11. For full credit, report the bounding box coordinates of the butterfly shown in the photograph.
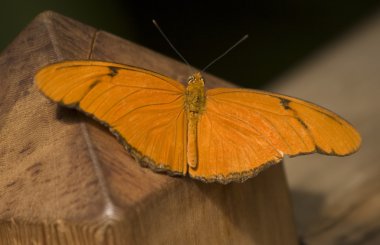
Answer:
[34,60,361,183]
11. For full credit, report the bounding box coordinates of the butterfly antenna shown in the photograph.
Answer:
[152,20,194,74]
[202,34,249,72]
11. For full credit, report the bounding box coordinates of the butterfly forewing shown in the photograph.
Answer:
[188,88,361,182]
[35,61,187,174]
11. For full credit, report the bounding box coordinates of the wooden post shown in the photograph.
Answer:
[0,11,298,244]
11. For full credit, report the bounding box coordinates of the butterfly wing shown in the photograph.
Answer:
[35,60,187,175]
[189,88,361,183]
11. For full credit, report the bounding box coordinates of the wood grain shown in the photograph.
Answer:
[0,11,297,244]
[270,10,380,245]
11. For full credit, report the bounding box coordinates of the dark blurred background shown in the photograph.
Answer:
[1,0,379,88]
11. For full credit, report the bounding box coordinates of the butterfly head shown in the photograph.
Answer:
[187,72,205,86]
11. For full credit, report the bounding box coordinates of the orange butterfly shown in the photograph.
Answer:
[35,60,361,183]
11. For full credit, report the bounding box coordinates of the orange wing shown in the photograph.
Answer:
[35,60,187,175]
[189,88,361,183]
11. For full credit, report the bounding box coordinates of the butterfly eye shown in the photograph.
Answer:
[188,76,195,83]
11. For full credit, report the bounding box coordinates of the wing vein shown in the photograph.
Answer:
[211,90,343,125]
[210,97,317,154]
[94,88,146,117]
[57,63,183,92]
[284,118,311,151]
[112,95,183,125]
[207,103,282,157]
[110,84,183,94]
[211,96,293,118]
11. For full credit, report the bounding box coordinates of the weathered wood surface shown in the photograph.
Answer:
[270,10,380,245]
[0,11,298,244]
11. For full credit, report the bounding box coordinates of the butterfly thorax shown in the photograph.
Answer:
[185,72,206,114]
